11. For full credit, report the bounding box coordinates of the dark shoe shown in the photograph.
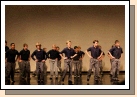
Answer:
[55,76,58,79]
[50,77,52,80]
[87,78,89,81]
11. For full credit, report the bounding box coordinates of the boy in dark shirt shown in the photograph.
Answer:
[60,40,75,82]
[56,46,63,76]
[47,44,59,79]
[86,40,103,81]
[108,40,123,81]
[77,46,85,77]
[5,43,19,83]
[71,46,81,78]
[18,43,30,84]
[31,42,47,83]
[97,45,105,75]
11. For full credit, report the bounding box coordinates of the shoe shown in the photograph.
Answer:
[50,77,52,80]
[87,78,89,81]
[37,80,40,83]
[55,76,58,79]
[74,76,76,78]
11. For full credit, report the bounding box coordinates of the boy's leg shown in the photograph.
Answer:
[61,59,69,81]
[57,60,62,75]
[94,59,100,81]
[111,59,117,80]
[73,61,77,77]
[79,60,82,76]
[39,62,44,82]
[49,60,54,79]
[87,58,94,81]
[36,62,40,83]
[55,60,58,78]
[68,60,73,81]
[5,62,11,84]
[77,61,80,77]
[11,63,16,82]
[26,61,30,84]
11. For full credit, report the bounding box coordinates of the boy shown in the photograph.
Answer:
[18,43,31,84]
[56,46,63,76]
[31,42,47,83]
[47,44,59,79]
[5,43,19,83]
[86,40,103,81]
[60,40,75,82]
[71,46,81,78]
[97,45,105,75]
[77,46,85,77]
[108,40,123,81]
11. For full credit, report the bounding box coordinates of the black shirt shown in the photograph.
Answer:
[87,46,102,59]
[79,51,85,58]
[19,49,30,61]
[57,51,61,61]
[73,52,81,61]
[47,49,60,60]
[60,47,75,59]
[5,46,9,53]
[109,46,123,59]
[31,49,47,62]
[6,49,19,63]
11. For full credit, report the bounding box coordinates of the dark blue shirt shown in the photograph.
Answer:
[31,49,47,62]
[5,46,9,53]
[19,49,30,61]
[47,49,60,59]
[60,47,75,59]
[87,46,102,59]
[73,52,81,60]
[6,49,19,63]
[57,51,61,61]
[109,46,123,59]
[79,51,85,57]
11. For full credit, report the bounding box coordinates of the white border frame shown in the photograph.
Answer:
[1,1,129,89]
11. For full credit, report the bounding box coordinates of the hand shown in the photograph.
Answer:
[64,57,67,60]
[35,59,38,62]
[19,60,22,62]
[42,60,45,62]
[79,58,82,60]
[97,57,100,60]
[70,56,73,59]
[90,56,93,59]
[111,57,115,59]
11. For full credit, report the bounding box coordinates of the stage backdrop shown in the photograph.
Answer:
[5,5,125,72]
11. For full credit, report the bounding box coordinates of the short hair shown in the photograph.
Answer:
[43,48,47,50]
[74,46,78,49]
[10,43,15,46]
[52,44,56,47]
[36,42,41,47]
[77,46,81,49]
[98,45,101,48]
[56,46,59,48]
[93,40,99,43]
[5,40,7,43]
[23,43,28,47]
[66,40,71,44]
[115,40,119,44]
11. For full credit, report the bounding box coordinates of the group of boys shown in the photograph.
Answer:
[5,39,123,85]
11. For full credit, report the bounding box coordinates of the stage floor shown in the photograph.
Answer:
[6,73,125,85]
